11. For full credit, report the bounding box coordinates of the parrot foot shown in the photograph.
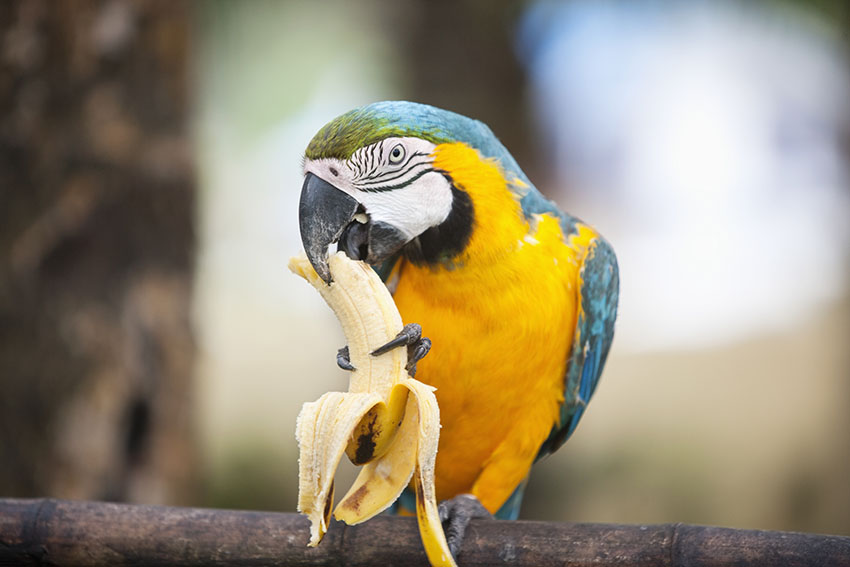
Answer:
[336,346,356,371]
[371,323,431,377]
[438,493,492,559]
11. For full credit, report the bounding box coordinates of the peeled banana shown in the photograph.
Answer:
[289,251,456,567]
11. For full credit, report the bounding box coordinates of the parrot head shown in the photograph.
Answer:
[298,101,530,283]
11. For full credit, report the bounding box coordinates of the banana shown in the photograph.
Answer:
[289,251,456,567]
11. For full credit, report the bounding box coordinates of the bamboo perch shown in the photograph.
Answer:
[0,499,848,566]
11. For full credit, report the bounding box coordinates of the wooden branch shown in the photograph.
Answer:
[0,499,848,566]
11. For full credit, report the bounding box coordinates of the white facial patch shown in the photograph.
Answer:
[303,137,454,242]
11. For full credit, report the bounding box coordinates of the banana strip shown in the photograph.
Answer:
[289,251,456,567]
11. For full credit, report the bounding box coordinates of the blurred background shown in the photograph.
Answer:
[2,0,849,536]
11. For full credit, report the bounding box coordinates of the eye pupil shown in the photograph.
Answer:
[389,144,404,163]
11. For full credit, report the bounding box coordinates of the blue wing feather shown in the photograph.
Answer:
[537,234,619,459]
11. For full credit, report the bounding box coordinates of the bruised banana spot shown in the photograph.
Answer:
[414,475,426,516]
[345,482,370,514]
[351,413,379,465]
[324,479,335,527]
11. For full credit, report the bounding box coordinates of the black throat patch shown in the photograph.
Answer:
[402,180,474,267]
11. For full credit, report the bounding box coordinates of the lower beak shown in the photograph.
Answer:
[299,173,359,283]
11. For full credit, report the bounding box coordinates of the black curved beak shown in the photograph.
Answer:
[299,172,359,284]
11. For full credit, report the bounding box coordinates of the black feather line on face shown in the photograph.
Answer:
[359,151,428,184]
[403,180,473,267]
[356,164,434,193]
[368,142,379,175]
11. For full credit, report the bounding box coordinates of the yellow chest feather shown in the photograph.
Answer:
[391,142,592,499]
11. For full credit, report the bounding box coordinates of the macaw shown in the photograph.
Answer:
[298,101,619,556]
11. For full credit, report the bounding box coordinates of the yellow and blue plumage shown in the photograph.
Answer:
[298,101,618,546]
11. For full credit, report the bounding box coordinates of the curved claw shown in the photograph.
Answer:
[406,336,431,378]
[337,346,356,371]
[438,494,492,560]
[372,323,422,355]
[372,323,430,377]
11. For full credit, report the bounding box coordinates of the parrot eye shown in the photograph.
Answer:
[388,144,405,165]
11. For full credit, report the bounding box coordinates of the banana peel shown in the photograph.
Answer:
[289,251,456,567]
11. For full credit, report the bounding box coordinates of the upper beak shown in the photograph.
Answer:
[299,172,360,284]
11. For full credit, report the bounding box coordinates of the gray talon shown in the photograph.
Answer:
[372,323,422,355]
[336,346,356,371]
[438,493,491,559]
[406,336,431,377]
[371,323,430,377]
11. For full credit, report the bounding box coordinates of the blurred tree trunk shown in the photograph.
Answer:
[397,0,539,183]
[0,0,196,504]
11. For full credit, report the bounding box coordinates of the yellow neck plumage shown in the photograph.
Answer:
[431,142,530,268]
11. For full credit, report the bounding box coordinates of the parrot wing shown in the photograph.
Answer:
[537,234,619,459]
